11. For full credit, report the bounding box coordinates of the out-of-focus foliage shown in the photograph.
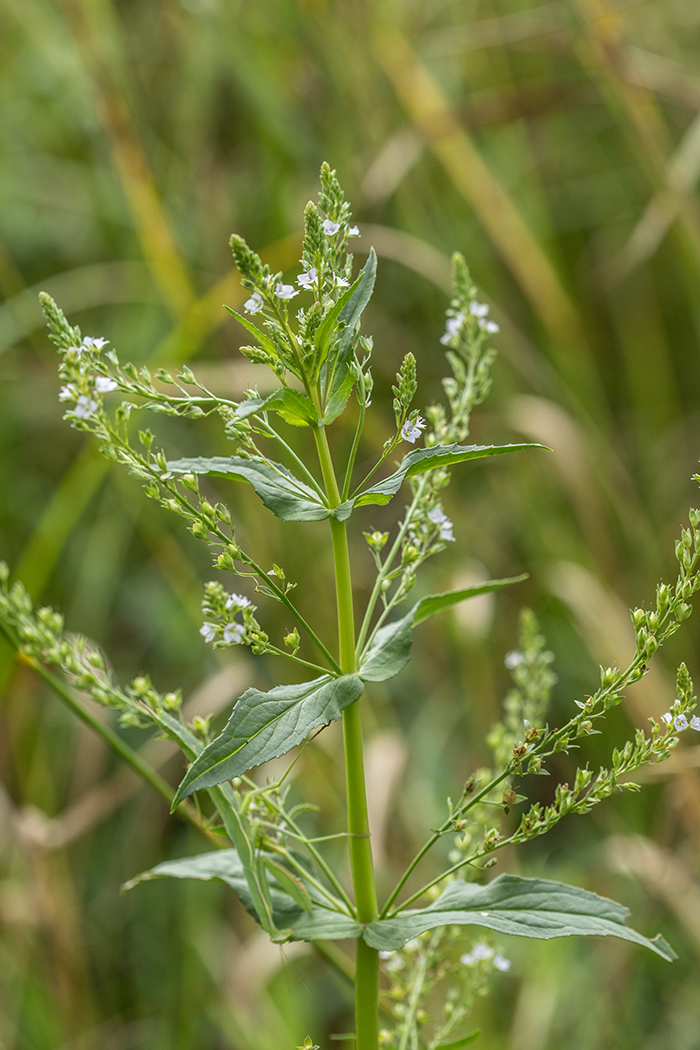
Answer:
[1,1,700,1047]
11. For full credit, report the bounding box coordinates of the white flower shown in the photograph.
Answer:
[439,521,456,542]
[82,336,109,351]
[470,300,489,318]
[223,622,246,644]
[243,292,263,314]
[505,651,524,669]
[67,345,84,357]
[225,593,251,610]
[493,953,511,972]
[200,623,217,643]
[95,375,118,393]
[690,715,700,731]
[661,712,673,725]
[348,225,360,237]
[401,416,426,443]
[404,938,422,952]
[427,507,447,525]
[481,319,500,333]
[275,282,298,301]
[384,955,404,972]
[73,395,98,419]
[59,384,77,402]
[674,714,689,731]
[460,942,495,966]
[297,268,317,288]
[323,219,340,235]
[334,274,350,288]
[440,314,464,345]
[378,950,394,960]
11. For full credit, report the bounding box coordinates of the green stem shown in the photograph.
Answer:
[0,623,210,837]
[313,425,379,1050]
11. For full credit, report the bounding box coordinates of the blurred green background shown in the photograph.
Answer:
[2,0,700,1047]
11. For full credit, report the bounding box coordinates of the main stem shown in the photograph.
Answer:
[314,426,380,1050]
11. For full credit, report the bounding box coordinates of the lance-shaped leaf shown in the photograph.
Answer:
[235,389,318,427]
[359,578,527,683]
[167,455,330,522]
[320,249,377,425]
[362,874,676,960]
[172,675,364,805]
[333,442,548,520]
[125,849,361,943]
[224,306,279,357]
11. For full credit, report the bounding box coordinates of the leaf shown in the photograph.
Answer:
[434,1033,480,1049]
[362,875,676,961]
[333,442,548,519]
[235,389,318,427]
[125,848,361,943]
[262,858,312,912]
[359,578,526,683]
[224,306,279,357]
[167,455,330,522]
[320,249,377,425]
[172,675,364,805]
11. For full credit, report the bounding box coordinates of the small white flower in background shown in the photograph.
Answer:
[404,938,422,952]
[428,507,448,525]
[334,274,350,288]
[440,314,464,345]
[73,395,98,419]
[481,319,500,334]
[95,375,118,393]
[275,283,298,301]
[460,942,495,966]
[200,623,217,643]
[401,416,426,443]
[505,651,524,669]
[223,622,246,644]
[82,336,109,351]
[493,953,511,972]
[690,714,700,730]
[378,950,394,960]
[348,225,360,237]
[661,712,673,725]
[243,291,263,314]
[384,955,404,973]
[225,593,251,610]
[297,268,317,288]
[469,300,489,318]
[59,384,77,402]
[323,219,340,235]
[674,713,689,731]
[439,521,456,542]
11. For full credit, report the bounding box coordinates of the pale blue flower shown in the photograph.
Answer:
[493,953,511,972]
[223,622,246,644]
[470,300,489,318]
[690,715,700,731]
[297,268,317,288]
[401,416,426,443]
[59,384,77,402]
[200,623,217,643]
[275,282,298,301]
[95,375,118,393]
[428,507,447,525]
[243,292,263,314]
[334,274,350,288]
[505,651,524,669]
[440,314,464,345]
[439,521,456,542]
[348,225,360,237]
[225,593,251,610]
[482,319,500,333]
[82,336,109,351]
[73,395,98,419]
[674,714,689,731]
[323,219,340,235]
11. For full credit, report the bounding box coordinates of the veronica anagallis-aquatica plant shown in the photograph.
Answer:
[2,164,700,1048]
